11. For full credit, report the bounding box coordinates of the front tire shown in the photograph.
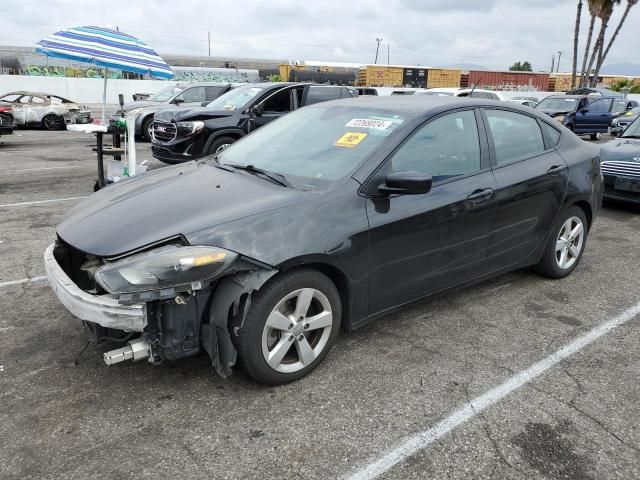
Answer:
[235,269,341,385]
[206,136,235,156]
[534,206,588,279]
[590,132,602,141]
[142,116,153,142]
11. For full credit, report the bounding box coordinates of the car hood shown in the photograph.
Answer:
[154,108,235,122]
[121,101,160,112]
[57,161,308,259]
[600,138,640,161]
[539,109,573,116]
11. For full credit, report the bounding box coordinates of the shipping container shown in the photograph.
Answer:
[426,68,462,88]
[467,70,549,91]
[358,65,405,87]
[403,67,427,88]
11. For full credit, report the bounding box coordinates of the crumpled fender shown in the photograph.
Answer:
[200,268,277,377]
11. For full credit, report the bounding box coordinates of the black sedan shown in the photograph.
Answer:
[600,114,640,204]
[45,97,603,385]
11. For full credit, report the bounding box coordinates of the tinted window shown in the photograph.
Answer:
[179,87,206,103]
[305,87,342,105]
[540,122,561,147]
[263,89,292,112]
[587,98,613,113]
[18,96,31,104]
[485,110,545,165]
[391,110,481,181]
[31,96,46,104]
[205,86,225,100]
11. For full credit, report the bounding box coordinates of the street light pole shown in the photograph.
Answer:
[557,50,563,73]
[374,38,382,64]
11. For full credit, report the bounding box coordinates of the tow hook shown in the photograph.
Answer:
[103,338,151,365]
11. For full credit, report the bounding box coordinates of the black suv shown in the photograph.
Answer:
[151,83,356,164]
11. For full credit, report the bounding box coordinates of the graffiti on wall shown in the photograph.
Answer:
[171,70,253,83]
[24,65,123,79]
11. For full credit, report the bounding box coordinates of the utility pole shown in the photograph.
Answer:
[556,50,563,73]
[374,38,382,64]
[208,31,211,57]
[387,43,390,65]
[550,54,555,73]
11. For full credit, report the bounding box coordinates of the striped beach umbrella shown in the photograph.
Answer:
[36,26,173,122]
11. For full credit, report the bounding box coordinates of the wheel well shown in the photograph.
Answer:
[284,263,352,332]
[571,200,593,230]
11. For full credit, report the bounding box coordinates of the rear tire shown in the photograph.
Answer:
[42,114,64,131]
[206,136,235,156]
[534,206,588,279]
[235,269,341,385]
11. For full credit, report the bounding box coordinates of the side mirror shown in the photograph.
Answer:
[200,101,209,107]
[251,103,264,117]
[172,97,184,104]
[580,108,589,113]
[378,171,432,195]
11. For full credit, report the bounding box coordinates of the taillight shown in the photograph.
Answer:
[0,106,12,113]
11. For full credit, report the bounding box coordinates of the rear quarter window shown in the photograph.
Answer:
[305,87,342,105]
[540,121,561,148]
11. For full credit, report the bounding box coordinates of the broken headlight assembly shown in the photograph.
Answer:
[95,245,238,294]
[176,120,205,134]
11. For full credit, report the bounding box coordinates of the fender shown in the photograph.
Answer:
[202,128,247,154]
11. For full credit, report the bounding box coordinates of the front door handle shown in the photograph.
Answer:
[547,165,566,175]
[466,188,494,201]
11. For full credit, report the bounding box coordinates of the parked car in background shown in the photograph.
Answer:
[610,106,640,136]
[600,114,640,204]
[454,88,507,100]
[414,88,456,96]
[113,83,234,141]
[356,87,379,96]
[536,94,615,140]
[0,101,14,137]
[0,91,90,130]
[45,96,602,385]
[151,82,356,164]
[611,98,640,116]
[509,96,539,108]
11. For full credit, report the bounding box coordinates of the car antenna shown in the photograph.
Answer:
[468,81,480,97]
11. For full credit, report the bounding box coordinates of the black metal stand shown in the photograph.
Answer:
[94,125,125,191]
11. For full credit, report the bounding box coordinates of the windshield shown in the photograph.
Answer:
[206,86,264,111]
[214,105,406,189]
[148,86,185,102]
[537,97,579,111]
[621,115,640,138]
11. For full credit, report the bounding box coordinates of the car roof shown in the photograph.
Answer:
[319,95,535,117]
[3,91,61,97]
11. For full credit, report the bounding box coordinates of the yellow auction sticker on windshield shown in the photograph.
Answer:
[334,132,368,148]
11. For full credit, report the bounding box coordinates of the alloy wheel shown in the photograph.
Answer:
[215,143,230,153]
[555,216,584,270]
[261,288,333,373]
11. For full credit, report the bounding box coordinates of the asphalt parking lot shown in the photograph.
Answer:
[1,129,639,480]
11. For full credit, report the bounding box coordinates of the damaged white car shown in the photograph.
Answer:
[0,91,91,130]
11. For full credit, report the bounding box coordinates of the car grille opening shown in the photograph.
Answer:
[152,121,177,142]
[53,238,104,293]
[601,161,640,178]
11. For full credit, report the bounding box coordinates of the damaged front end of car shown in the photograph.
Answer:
[45,237,277,377]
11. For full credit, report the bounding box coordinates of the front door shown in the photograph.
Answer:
[252,87,296,130]
[366,109,497,314]
[575,97,613,133]
[482,109,568,269]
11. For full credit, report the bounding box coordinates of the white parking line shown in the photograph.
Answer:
[346,301,640,480]
[0,276,47,288]
[3,165,92,173]
[0,196,87,208]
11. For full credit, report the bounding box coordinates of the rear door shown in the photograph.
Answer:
[482,108,568,270]
[302,86,342,106]
[173,86,207,108]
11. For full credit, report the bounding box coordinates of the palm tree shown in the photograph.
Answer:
[590,0,639,85]
[586,0,621,87]
[579,0,603,87]
[571,0,583,88]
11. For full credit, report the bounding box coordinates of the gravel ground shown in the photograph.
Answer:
[0,129,639,480]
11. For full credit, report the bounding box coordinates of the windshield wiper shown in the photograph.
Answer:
[621,135,640,139]
[223,163,292,188]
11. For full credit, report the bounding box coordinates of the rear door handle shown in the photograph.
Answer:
[547,165,566,175]
[466,188,494,201]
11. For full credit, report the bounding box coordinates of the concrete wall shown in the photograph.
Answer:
[0,75,178,104]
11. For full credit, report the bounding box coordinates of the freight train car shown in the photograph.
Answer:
[466,70,549,91]
[357,65,460,88]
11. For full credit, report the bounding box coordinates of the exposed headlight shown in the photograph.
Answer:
[177,121,205,134]
[95,245,238,294]
[553,115,566,123]
[624,111,634,116]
